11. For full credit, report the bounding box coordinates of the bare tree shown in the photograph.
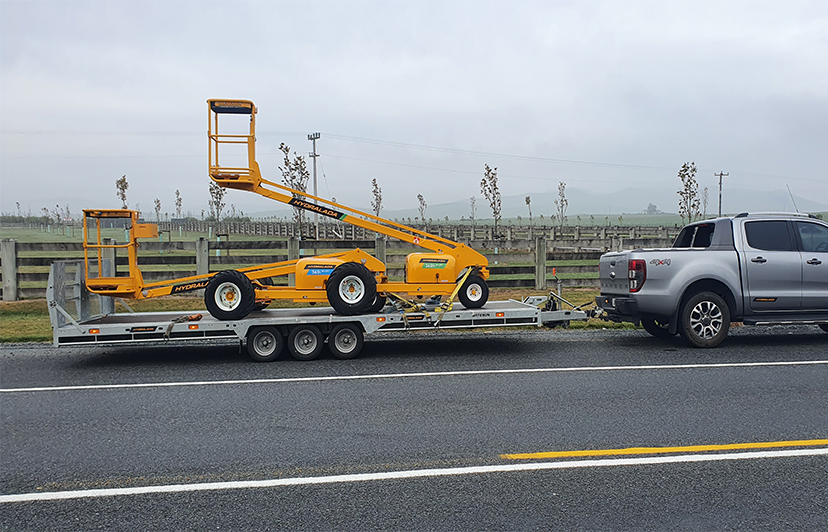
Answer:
[208,181,226,222]
[115,175,129,209]
[554,181,568,228]
[279,143,310,236]
[701,186,710,219]
[469,196,476,231]
[174,189,182,218]
[677,161,701,224]
[153,199,162,222]
[371,178,383,217]
[525,195,532,226]
[417,194,428,230]
[480,164,502,236]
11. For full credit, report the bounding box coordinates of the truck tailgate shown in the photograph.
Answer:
[599,253,629,295]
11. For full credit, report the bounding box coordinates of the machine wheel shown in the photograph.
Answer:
[252,301,271,312]
[819,324,828,333]
[328,323,364,360]
[326,262,377,316]
[366,294,387,313]
[458,274,489,309]
[641,317,674,338]
[246,326,283,362]
[679,291,730,348]
[205,270,256,321]
[287,325,324,361]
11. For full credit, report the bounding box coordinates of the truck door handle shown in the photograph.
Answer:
[807,258,823,265]
[751,257,767,263]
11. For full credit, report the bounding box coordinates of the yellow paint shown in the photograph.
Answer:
[501,439,828,460]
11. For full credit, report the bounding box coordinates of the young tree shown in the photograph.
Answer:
[115,175,129,208]
[417,194,428,229]
[677,161,701,224]
[175,190,183,218]
[371,178,383,217]
[525,195,532,226]
[701,186,710,219]
[154,198,162,222]
[208,181,226,222]
[480,164,502,236]
[469,196,476,230]
[279,143,310,235]
[554,181,568,228]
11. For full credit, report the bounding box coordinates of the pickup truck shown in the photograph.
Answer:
[595,212,828,347]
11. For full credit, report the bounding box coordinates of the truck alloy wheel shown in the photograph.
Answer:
[205,270,256,321]
[680,291,730,348]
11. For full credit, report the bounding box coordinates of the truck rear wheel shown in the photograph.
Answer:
[641,317,674,338]
[328,323,364,360]
[288,325,324,361]
[326,262,377,316]
[458,274,488,309]
[679,292,730,348]
[205,270,256,321]
[246,326,283,362]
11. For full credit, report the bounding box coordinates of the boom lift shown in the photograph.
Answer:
[79,100,490,321]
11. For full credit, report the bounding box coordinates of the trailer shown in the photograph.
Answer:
[48,260,589,362]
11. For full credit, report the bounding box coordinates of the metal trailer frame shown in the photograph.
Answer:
[47,261,587,359]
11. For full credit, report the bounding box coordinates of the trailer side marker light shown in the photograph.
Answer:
[376,317,386,322]
[496,312,505,317]
[88,329,100,334]
[189,324,199,330]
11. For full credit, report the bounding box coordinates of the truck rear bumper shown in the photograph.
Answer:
[595,295,639,322]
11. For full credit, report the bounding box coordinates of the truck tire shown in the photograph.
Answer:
[641,317,674,338]
[326,262,377,316]
[328,323,364,360]
[205,270,256,321]
[679,291,730,348]
[458,274,489,309]
[287,325,324,361]
[246,326,283,362]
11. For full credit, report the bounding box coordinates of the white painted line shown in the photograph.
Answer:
[2,359,827,393]
[2,447,827,503]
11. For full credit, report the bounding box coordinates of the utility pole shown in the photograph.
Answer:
[308,132,320,239]
[715,171,728,217]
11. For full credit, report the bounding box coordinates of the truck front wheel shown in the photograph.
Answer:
[679,292,730,348]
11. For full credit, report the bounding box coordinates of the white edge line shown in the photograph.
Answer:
[2,447,827,503]
[2,359,828,394]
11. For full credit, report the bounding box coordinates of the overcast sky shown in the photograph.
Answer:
[1,0,826,218]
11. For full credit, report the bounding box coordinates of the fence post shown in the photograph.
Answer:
[374,235,386,264]
[1,239,18,301]
[196,238,209,276]
[287,237,300,286]
[534,236,547,290]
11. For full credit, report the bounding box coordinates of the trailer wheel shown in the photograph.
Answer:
[458,274,489,309]
[287,325,324,361]
[246,326,283,362]
[367,294,387,313]
[205,270,256,321]
[326,262,377,316]
[679,291,730,348]
[819,324,828,333]
[328,323,364,360]
[641,317,674,338]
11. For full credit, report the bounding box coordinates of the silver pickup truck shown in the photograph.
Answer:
[595,212,828,347]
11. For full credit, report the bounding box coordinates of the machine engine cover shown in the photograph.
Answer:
[295,258,343,290]
[405,253,457,284]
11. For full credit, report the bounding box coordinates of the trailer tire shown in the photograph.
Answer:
[246,326,283,362]
[205,270,256,321]
[326,262,377,316]
[679,291,730,348]
[641,317,674,338]
[287,325,324,361]
[819,324,828,333]
[458,274,489,309]
[328,323,364,360]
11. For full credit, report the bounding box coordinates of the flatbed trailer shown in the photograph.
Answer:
[48,260,588,361]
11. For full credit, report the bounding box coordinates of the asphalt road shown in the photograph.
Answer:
[2,326,828,531]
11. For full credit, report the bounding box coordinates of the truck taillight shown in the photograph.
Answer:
[629,259,646,293]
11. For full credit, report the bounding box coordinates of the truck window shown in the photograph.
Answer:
[744,220,793,251]
[672,223,715,248]
[796,222,828,253]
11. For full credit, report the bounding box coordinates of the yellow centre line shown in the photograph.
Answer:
[501,439,828,460]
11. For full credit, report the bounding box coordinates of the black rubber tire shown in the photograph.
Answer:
[326,262,377,316]
[246,326,283,362]
[819,324,828,333]
[641,317,675,338]
[458,274,489,309]
[679,291,731,348]
[252,301,271,312]
[366,294,387,314]
[205,270,256,321]
[287,325,324,361]
[327,323,364,360]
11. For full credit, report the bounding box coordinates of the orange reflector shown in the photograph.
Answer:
[188,324,199,330]
[496,312,505,317]
[553,267,557,276]
[376,317,386,322]
[88,328,100,334]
